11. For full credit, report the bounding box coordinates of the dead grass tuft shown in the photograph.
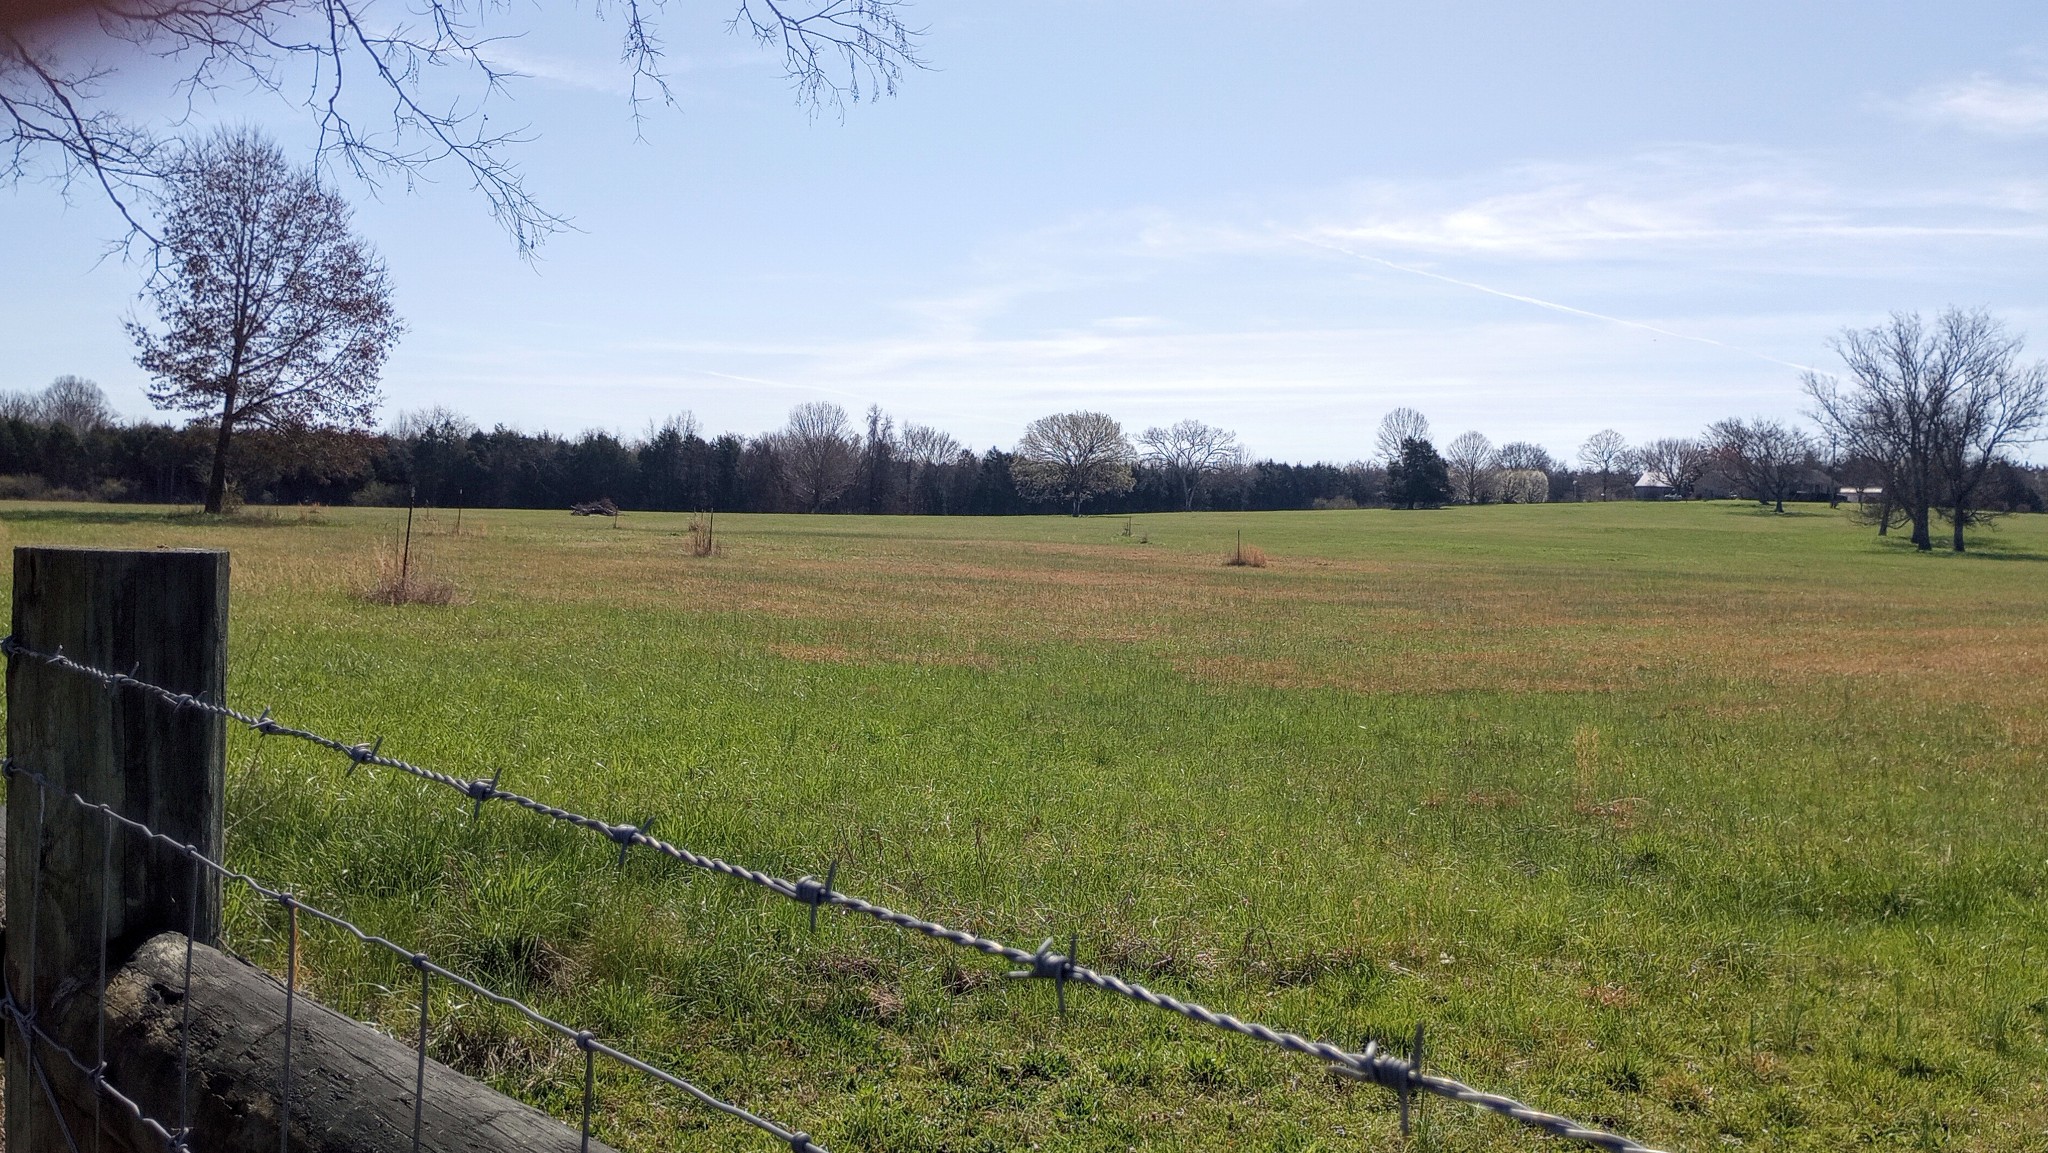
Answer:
[1582,982,1636,1009]
[362,545,462,606]
[1224,544,1269,568]
[685,513,722,557]
[1572,796,1645,828]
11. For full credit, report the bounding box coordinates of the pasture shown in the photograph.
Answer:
[1,500,2043,1151]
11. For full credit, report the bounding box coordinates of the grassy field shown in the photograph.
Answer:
[2,499,2044,1152]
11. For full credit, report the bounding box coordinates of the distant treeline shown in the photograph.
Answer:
[3,390,2043,515]
[0,415,1398,513]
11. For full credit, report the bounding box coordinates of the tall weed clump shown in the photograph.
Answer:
[362,500,461,604]
[686,511,723,557]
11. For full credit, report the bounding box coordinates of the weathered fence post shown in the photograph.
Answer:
[6,547,227,1152]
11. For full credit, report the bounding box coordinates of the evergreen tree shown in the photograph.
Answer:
[1386,437,1453,509]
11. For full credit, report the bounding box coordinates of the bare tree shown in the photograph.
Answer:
[1495,441,1556,474]
[1929,316,2045,551]
[394,406,478,441]
[38,374,116,432]
[1374,407,1430,463]
[1576,429,1630,500]
[852,403,899,512]
[1012,411,1135,516]
[2,0,924,251]
[1443,430,1496,504]
[129,128,400,513]
[645,411,701,443]
[1632,436,1709,498]
[1138,419,1243,511]
[900,421,960,513]
[0,390,39,422]
[901,423,961,469]
[1806,308,2047,551]
[776,401,858,512]
[1708,418,1814,513]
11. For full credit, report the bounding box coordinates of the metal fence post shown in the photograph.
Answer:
[6,547,228,1151]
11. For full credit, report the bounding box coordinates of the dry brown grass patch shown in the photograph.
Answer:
[362,545,462,606]
[1581,982,1636,1009]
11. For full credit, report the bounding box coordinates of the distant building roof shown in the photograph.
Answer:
[1635,471,1674,489]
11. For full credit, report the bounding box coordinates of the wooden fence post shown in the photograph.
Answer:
[6,547,227,1152]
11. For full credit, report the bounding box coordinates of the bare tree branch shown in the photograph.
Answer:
[3,0,927,254]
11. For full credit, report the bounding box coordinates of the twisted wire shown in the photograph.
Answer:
[1,988,186,1151]
[3,635,1666,1153]
[3,758,827,1153]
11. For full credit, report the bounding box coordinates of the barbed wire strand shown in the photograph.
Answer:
[3,636,1667,1153]
[3,757,829,1153]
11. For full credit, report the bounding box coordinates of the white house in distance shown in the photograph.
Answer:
[1633,471,1675,499]
[1836,487,1883,504]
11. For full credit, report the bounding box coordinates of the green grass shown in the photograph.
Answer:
[3,499,2045,1151]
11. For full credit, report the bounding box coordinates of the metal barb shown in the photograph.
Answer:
[468,768,503,822]
[1006,936,1076,1015]
[796,860,838,932]
[612,816,656,867]
[346,737,383,777]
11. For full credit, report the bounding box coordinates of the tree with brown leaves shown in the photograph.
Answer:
[129,128,401,514]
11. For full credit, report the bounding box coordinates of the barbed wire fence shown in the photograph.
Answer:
[2,634,1669,1153]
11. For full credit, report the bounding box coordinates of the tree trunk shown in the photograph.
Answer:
[1953,511,1967,552]
[204,406,236,514]
[1774,498,1784,513]
[1876,495,1891,535]
[1911,506,1932,551]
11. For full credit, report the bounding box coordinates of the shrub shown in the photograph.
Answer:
[350,480,409,507]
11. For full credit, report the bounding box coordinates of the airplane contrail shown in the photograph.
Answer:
[1297,235,1820,374]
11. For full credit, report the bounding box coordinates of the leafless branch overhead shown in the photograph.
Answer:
[1,0,927,253]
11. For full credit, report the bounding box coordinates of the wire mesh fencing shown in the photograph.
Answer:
[1,635,1669,1153]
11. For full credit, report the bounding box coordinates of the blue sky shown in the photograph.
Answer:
[8,1,2048,462]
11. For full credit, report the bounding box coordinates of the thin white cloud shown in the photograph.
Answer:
[1294,237,1821,373]
[1293,150,2048,261]
[385,147,2048,462]
[484,46,633,96]
[1910,76,2048,135]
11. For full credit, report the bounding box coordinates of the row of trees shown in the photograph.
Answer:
[1357,320,2048,554]
[7,378,2043,522]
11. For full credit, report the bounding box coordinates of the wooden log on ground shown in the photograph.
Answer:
[41,931,618,1153]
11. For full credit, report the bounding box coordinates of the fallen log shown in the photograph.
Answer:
[34,931,618,1153]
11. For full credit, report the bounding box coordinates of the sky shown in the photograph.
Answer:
[7,0,2048,463]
